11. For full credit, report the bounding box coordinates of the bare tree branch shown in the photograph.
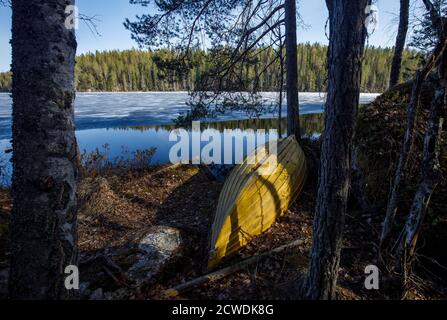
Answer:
[79,14,102,37]
[0,0,11,7]
[380,8,447,253]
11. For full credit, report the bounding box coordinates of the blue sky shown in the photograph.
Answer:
[0,0,405,72]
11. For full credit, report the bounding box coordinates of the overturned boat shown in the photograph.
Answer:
[208,135,307,269]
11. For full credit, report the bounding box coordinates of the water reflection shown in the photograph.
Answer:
[0,114,324,185]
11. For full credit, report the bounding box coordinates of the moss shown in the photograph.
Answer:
[355,81,446,215]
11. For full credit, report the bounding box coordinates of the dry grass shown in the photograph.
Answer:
[0,82,446,300]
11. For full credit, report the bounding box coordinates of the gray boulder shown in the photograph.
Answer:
[128,226,184,285]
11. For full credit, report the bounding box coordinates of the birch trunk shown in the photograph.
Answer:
[9,0,79,299]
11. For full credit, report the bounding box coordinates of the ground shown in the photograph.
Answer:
[0,158,445,300]
[76,162,317,300]
[0,82,446,300]
[1,158,443,300]
[0,156,328,300]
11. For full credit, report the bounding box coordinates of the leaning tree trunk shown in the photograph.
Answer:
[285,0,300,139]
[9,0,79,299]
[396,82,445,284]
[396,40,447,285]
[305,0,368,300]
[380,34,447,252]
[389,0,410,88]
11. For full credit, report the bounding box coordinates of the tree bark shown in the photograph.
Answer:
[396,39,447,284]
[305,0,368,300]
[389,0,410,88]
[9,0,79,299]
[397,88,444,282]
[380,29,447,253]
[278,40,285,139]
[285,0,300,139]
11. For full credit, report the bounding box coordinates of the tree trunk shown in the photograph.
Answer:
[389,0,410,88]
[397,95,444,283]
[278,43,285,139]
[380,34,447,252]
[9,0,79,299]
[305,0,368,300]
[396,43,447,284]
[285,0,300,139]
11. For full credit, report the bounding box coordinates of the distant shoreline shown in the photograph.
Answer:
[0,91,383,95]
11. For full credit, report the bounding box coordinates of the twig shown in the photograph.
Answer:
[164,239,304,298]
[0,0,10,7]
[79,14,102,37]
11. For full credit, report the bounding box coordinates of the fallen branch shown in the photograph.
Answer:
[164,239,304,298]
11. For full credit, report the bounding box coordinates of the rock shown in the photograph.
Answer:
[128,226,183,285]
[78,226,184,299]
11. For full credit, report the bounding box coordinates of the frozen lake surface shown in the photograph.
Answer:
[0,92,379,184]
[0,92,379,140]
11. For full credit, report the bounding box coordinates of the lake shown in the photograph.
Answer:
[0,92,379,184]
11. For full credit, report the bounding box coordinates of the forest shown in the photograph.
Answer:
[0,0,446,307]
[0,72,10,92]
[0,45,418,93]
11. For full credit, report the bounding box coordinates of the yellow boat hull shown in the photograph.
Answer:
[208,135,307,269]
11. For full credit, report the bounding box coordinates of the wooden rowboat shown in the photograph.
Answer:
[208,135,307,269]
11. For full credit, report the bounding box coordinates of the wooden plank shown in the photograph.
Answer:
[208,136,307,269]
[211,139,298,253]
[211,138,289,246]
[211,145,270,244]
[210,141,304,264]
[216,157,306,257]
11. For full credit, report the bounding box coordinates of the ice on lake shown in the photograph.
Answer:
[0,91,379,184]
[0,92,379,140]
